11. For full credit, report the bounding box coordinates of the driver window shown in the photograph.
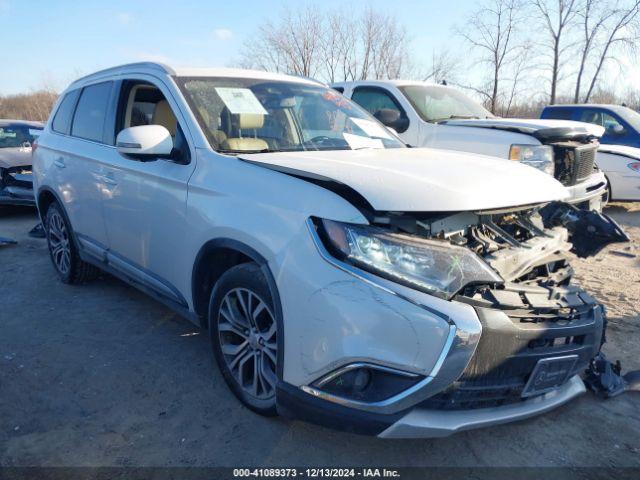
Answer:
[351,87,408,133]
[578,109,623,133]
[117,82,190,163]
[352,87,401,118]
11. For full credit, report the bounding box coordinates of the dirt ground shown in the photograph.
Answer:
[0,204,639,468]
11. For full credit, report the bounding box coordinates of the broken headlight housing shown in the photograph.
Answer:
[509,144,555,176]
[315,219,503,299]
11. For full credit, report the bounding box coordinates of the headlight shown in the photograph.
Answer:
[509,144,555,176]
[315,219,503,299]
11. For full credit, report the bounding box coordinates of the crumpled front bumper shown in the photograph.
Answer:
[379,375,586,438]
[0,167,35,206]
[564,170,607,211]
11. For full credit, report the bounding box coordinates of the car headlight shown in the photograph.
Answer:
[509,144,555,176]
[314,218,503,299]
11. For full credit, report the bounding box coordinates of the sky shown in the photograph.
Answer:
[0,0,638,98]
[0,0,470,94]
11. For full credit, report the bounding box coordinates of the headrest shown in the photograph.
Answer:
[222,137,269,152]
[235,113,264,130]
[152,100,177,136]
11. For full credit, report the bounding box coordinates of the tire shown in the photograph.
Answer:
[44,202,100,284]
[208,263,280,416]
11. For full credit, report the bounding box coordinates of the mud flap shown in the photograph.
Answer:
[541,202,629,257]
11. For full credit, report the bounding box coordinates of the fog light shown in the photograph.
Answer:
[311,364,423,403]
[353,368,371,391]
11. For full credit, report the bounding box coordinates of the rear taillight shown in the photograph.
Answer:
[31,139,38,155]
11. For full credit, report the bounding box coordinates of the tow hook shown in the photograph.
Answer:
[584,353,640,398]
[541,202,629,257]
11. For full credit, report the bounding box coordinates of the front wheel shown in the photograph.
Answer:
[208,263,280,416]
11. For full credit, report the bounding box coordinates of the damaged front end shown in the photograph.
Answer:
[0,165,35,206]
[329,202,628,409]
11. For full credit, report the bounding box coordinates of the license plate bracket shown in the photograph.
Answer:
[521,355,579,398]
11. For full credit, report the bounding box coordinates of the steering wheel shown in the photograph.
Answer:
[305,135,333,146]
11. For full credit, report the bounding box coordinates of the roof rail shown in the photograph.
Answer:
[68,62,175,87]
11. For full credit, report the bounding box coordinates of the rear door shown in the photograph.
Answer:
[39,83,113,253]
[99,75,196,307]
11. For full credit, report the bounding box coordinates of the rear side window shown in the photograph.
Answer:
[543,108,573,120]
[52,89,80,134]
[71,82,113,142]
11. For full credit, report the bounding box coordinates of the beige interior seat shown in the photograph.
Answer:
[222,113,268,151]
[195,106,228,146]
[152,100,177,137]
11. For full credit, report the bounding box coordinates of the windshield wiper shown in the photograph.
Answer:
[217,148,272,155]
[428,115,481,123]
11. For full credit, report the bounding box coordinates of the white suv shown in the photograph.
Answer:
[33,63,626,438]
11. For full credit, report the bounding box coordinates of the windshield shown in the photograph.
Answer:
[177,77,405,153]
[616,106,640,133]
[399,85,493,123]
[0,125,42,149]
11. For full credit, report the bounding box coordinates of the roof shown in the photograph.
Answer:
[331,79,444,88]
[0,119,45,128]
[68,62,322,89]
[544,103,629,111]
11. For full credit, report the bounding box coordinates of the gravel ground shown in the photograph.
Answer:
[0,204,639,468]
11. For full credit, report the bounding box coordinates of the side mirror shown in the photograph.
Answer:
[116,125,173,159]
[374,108,409,133]
[610,124,626,136]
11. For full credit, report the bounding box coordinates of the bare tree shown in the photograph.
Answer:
[239,5,411,82]
[321,12,357,82]
[240,7,324,78]
[0,90,58,121]
[583,0,640,102]
[574,0,613,102]
[357,7,409,80]
[458,0,525,114]
[421,51,458,84]
[534,0,579,104]
[501,42,534,116]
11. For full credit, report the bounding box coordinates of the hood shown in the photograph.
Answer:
[0,147,33,169]
[598,144,640,160]
[443,118,605,139]
[241,147,569,212]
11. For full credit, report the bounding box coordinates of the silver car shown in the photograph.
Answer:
[0,119,43,206]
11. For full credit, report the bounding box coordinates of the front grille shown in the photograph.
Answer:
[552,143,598,186]
[420,290,604,410]
[574,146,596,182]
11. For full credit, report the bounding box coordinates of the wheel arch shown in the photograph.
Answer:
[36,187,81,250]
[36,186,61,221]
[191,238,284,379]
[191,238,281,320]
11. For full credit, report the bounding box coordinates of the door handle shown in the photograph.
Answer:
[53,158,65,168]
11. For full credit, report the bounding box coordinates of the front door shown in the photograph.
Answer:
[100,76,196,306]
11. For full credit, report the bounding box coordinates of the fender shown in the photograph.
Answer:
[191,237,285,379]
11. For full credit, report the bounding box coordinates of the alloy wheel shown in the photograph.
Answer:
[217,287,278,400]
[48,210,71,275]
